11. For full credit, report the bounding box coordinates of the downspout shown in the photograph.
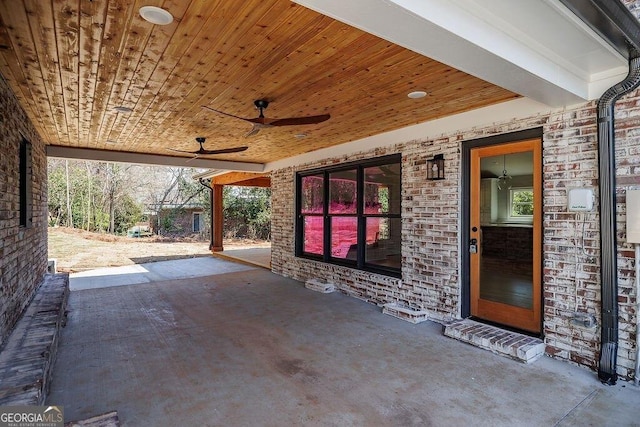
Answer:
[635,244,640,386]
[597,49,640,385]
[198,178,215,251]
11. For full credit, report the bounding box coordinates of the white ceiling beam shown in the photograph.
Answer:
[46,146,265,172]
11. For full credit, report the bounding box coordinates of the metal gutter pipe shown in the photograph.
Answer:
[635,244,640,386]
[596,51,640,385]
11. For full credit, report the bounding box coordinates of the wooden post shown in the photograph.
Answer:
[211,184,224,252]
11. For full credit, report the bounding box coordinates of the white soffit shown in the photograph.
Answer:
[293,0,627,106]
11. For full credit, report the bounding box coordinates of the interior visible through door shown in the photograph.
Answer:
[480,152,533,309]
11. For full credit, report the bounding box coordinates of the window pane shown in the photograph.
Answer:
[511,189,534,217]
[365,218,401,269]
[364,163,400,214]
[329,169,357,214]
[330,216,358,260]
[301,174,324,214]
[303,216,324,255]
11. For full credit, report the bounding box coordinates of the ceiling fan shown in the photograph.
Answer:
[202,99,330,137]
[168,137,248,159]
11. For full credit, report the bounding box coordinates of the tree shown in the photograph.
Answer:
[223,187,271,240]
[145,167,207,235]
[512,189,534,216]
[47,159,214,236]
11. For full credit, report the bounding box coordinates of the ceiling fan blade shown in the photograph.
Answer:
[199,146,249,155]
[201,105,253,123]
[270,114,330,127]
[168,147,198,155]
[244,123,271,138]
[185,154,200,163]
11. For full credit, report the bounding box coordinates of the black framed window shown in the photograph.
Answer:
[19,138,32,228]
[296,155,401,277]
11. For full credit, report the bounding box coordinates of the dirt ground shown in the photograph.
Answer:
[48,227,270,273]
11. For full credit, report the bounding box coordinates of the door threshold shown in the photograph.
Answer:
[444,319,544,364]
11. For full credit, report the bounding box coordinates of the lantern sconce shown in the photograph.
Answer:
[427,154,445,180]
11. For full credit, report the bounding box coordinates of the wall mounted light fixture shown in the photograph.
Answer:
[427,154,445,180]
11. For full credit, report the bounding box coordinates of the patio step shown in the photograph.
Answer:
[382,303,428,324]
[66,411,119,427]
[305,279,335,293]
[444,319,545,364]
[0,273,69,405]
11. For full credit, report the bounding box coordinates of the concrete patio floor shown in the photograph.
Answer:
[48,258,640,426]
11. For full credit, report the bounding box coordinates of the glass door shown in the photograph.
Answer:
[469,138,542,333]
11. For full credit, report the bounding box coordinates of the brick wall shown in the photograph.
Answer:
[0,74,48,347]
[271,93,640,380]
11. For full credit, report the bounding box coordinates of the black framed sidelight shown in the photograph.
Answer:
[295,154,401,278]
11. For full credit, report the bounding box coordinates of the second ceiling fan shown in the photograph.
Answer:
[168,137,248,160]
[202,99,330,137]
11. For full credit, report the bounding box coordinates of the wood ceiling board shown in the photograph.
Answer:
[24,0,68,145]
[137,3,314,149]
[229,177,271,188]
[0,0,55,143]
[78,0,107,147]
[53,0,82,146]
[132,1,274,136]
[211,171,270,187]
[0,0,518,164]
[116,0,211,148]
[89,0,131,147]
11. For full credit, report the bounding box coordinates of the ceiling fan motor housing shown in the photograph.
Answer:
[254,99,269,110]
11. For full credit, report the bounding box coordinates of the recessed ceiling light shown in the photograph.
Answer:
[139,6,174,25]
[114,106,132,113]
[106,140,118,144]
[295,133,307,139]
[407,91,427,99]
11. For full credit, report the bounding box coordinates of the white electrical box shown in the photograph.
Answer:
[626,190,640,244]
[568,188,594,212]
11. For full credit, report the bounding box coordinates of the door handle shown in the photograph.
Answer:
[469,238,478,254]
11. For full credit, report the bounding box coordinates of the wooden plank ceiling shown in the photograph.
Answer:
[0,0,519,165]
